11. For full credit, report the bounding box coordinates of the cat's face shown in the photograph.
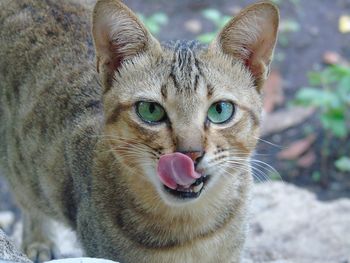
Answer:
[103,43,260,205]
[93,1,278,206]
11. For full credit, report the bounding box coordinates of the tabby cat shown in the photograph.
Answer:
[0,0,279,262]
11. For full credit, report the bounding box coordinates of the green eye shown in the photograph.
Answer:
[136,101,166,123]
[207,101,235,124]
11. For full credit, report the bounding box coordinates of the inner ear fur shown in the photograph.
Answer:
[92,0,161,89]
[211,2,279,90]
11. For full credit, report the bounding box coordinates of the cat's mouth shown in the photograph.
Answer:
[163,175,210,199]
[157,152,210,199]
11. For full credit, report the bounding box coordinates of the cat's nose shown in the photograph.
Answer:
[182,151,204,167]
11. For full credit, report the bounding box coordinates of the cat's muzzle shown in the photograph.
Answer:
[163,174,210,199]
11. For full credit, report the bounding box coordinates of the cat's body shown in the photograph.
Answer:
[0,0,278,262]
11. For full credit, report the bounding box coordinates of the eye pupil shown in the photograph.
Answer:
[149,103,155,113]
[216,103,222,114]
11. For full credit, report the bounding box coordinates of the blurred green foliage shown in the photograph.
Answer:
[295,65,350,139]
[197,9,231,43]
[335,157,350,172]
[138,12,168,36]
[197,8,300,48]
[279,19,300,47]
[270,0,301,47]
[271,0,300,8]
[312,171,321,182]
[294,64,350,173]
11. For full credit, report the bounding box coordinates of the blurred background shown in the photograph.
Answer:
[0,0,350,259]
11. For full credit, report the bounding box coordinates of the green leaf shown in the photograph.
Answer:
[275,52,286,62]
[322,65,350,85]
[269,171,282,181]
[290,0,301,6]
[278,35,289,47]
[137,12,168,35]
[137,13,145,22]
[150,13,168,25]
[295,87,322,100]
[312,171,321,182]
[146,21,160,35]
[280,19,300,33]
[202,9,221,24]
[320,113,347,138]
[218,16,231,28]
[197,32,216,43]
[295,88,325,106]
[335,157,350,172]
[270,0,282,5]
[308,72,323,86]
[330,64,350,76]
[295,64,350,140]
[295,88,343,110]
[337,75,350,93]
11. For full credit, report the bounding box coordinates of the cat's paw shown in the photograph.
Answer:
[25,242,56,263]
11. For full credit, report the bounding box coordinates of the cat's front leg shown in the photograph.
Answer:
[22,212,57,263]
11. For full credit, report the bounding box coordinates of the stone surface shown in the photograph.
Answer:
[0,211,15,231]
[1,182,350,263]
[244,182,350,263]
[260,107,315,137]
[0,228,31,263]
[48,258,118,263]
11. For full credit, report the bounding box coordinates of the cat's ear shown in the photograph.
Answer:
[210,2,279,90]
[92,0,161,88]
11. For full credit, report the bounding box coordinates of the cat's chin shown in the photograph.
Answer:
[160,175,211,205]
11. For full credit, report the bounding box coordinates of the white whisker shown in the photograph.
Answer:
[254,136,283,149]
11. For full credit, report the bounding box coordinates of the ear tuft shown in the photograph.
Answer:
[211,2,279,90]
[92,0,160,89]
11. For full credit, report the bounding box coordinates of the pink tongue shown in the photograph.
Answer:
[157,152,201,190]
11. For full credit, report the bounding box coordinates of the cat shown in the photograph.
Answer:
[0,0,279,262]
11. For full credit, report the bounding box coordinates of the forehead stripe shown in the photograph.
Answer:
[168,40,202,93]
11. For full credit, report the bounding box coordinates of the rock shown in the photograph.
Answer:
[47,182,350,263]
[261,107,315,137]
[0,211,15,230]
[244,182,350,263]
[48,258,118,263]
[323,51,342,65]
[1,182,349,263]
[11,220,23,249]
[184,19,202,34]
[277,134,316,160]
[297,150,316,168]
[0,228,31,262]
[323,51,350,66]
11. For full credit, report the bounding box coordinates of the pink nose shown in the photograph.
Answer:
[183,151,203,163]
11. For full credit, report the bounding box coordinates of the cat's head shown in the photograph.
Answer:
[92,0,279,206]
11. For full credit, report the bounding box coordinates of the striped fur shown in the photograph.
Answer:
[0,0,278,262]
